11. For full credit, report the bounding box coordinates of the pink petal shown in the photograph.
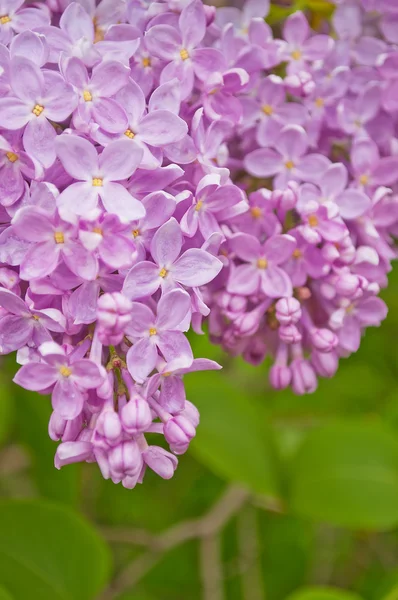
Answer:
[0,97,30,129]
[122,261,161,300]
[57,182,98,220]
[56,134,97,181]
[0,288,29,316]
[20,240,59,280]
[336,189,371,220]
[92,97,129,134]
[23,117,56,169]
[128,302,154,337]
[62,240,98,281]
[150,218,182,267]
[72,359,103,388]
[148,79,181,114]
[180,0,206,48]
[157,331,193,369]
[126,338,158,383]
[274,125,307,160]
[12,207,53,242]
[63,56,89,89]
[283,10,309,46]
[52,377,85,420]
[10,56,44,103]
[172,248,222,287]
[263,234,296,265]
[115,79,145,126]
[100,139,143,181]
[14,362,58,391]
[59,2,94,43]
[90,60,130,97]
[139,110,187,146]
[229,233,261,261]
[100,182,145,223]
[320,163,348,199]
[0,315,32,352]
[145,25,181,60]
[260,266,293,298]
[244,148,282,178]
[157,289,191,331]
[227,263,259,295]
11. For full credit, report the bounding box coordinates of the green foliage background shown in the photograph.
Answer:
[0,3,397,599]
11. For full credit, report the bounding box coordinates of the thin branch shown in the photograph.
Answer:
[99,485,250,600]
[200,533,224,600]
[237,506,265,600]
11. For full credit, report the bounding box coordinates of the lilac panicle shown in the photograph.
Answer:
[0,0,396,488]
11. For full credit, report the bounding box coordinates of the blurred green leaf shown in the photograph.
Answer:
[290,421,398,529]
[185,369,281,499]
[259,514,314,600]
[0,586,14,600]
[0,499,111,599]
[13,384,80,506]
[383,585,398,600]
[0,369,14,447]
[285,587,363,600]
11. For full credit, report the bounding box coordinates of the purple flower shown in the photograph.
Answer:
[0,288,65,353]
[14,342,104,419]
[126,288,193,382]
[56,134,145,223]
[122,218,223,300]
[279,11,334,69]
[0,0,49,46]
[244,125,330,189]
[228,233,296,298]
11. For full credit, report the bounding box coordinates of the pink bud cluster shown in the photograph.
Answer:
[0,0,396,487]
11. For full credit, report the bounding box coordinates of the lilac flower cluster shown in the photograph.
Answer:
[0,0,396,487]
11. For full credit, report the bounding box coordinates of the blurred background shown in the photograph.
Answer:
[1,1,398,599]
[0,259,397,600]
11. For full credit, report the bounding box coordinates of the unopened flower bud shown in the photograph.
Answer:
[164,415,196,454]
[121,396,153,434]
[269,364,292,390]
[291,359,317,395]
[276,297,302,325]
[279,324,302,344]
[310,328,338,352]
[142,446,178,480]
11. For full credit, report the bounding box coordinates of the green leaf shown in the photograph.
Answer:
[0,499,111,599]
[290,421,398,529]
[0,586,14,600]
[285,587,363,600]
[185,369,281,499]
[0,369,14,447]
[383,585,398,600]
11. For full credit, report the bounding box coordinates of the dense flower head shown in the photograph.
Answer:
[0,0,396,488]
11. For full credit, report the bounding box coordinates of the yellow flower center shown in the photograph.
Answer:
[257,258,268,269]
[261,104,273,116]
[59,365,72,377]
[359,174,369,186]
[285,160,295,170]
[293,248,302,259]
[180,48,189,61]
[149,327,157,336]
[195,200,203,212]
[142,57,151,68]
[346,303,355,314]
[6,151,18,163]
[83,90,92,102]
[0,15,11,24]
[250,206,262,219]
[32,314,40,321]
[93,18,104,43]
[132,229,140,238]
[54,231,64,244]
[124,129,135,139]
[92,177,103,187]
[315,97,324,108]
[159,268,168,278]
[32,104,44,117]
[93,227,103,235]
[291,50,302,61]
[308,214,318,227]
